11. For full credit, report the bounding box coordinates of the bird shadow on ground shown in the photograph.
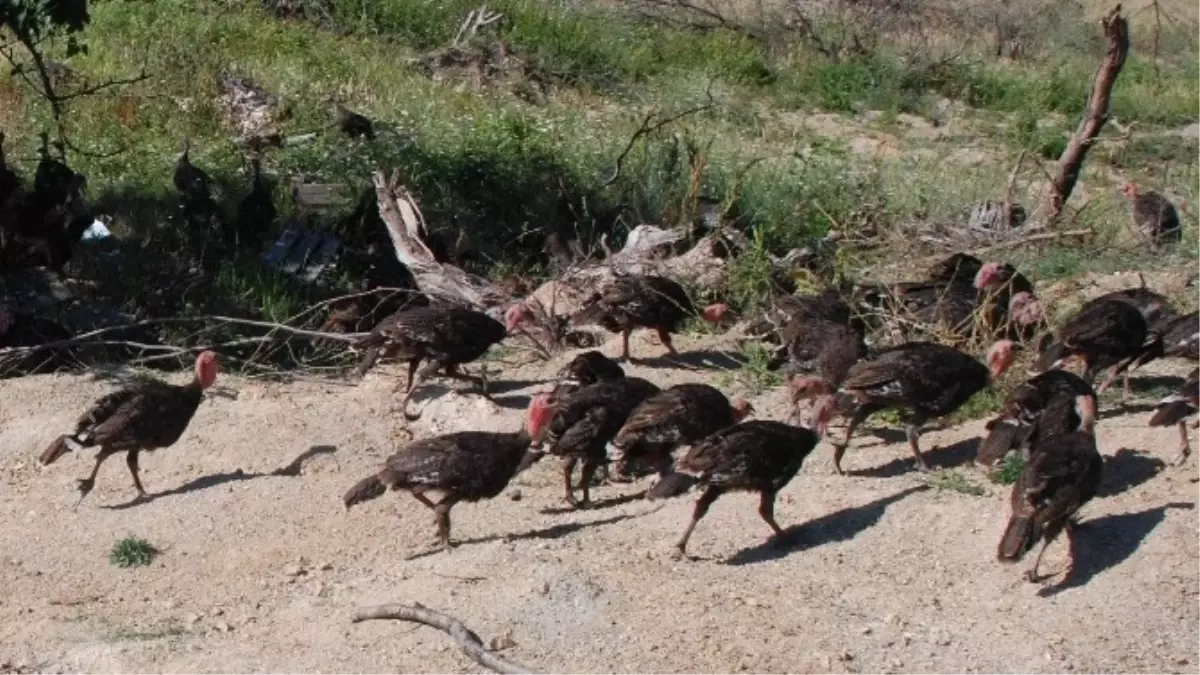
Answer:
[1096,447,1167,498]
[1038,501,1194,597]
[403,509,659,560]
[849,437,980,478]
[1129,374,1186,396]
[539,490,648,514]
[724,485,929,566]
[493,393,533,411]
[101,445,338,510]
[1098,402,1160,420]
[635,349,746,371]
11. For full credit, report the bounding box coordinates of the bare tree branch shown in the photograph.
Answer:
[353,602,533,675]
[601,86,716,189]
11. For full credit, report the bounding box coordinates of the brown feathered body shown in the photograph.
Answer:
[234,157,275,247]
[1033,298,1147,385]
[173,140,211,202]
[1148,368,1199,465]
[648,420,820,557]
[977,370,1096,467]
[572,274,700,359]
[549,350,625,401]
[352,305,506,379]
[342,429,532,550]
[821,341,998,474]
[1132,310,1198,370]
[750,285,861,351]
[997,426,1104,580]
[1129,190,1181,245]
[609,383,741,479]
[520,376,660,506]
[39,379,206,468]
[927,252,984,285]
[778,316,867,396]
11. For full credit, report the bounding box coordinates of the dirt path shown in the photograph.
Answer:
[0,332,1196,674]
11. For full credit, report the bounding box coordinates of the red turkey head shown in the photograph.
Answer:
[731,397,755,421]
[525,393,554,440]
[0,306,10,337]
[505,302,533,334]
[700,303,730,325]
[1119,181,1140,200]
[986,340,1016,379]
[973,261,1002,290]
[194,350,219,389]
[788,374,832,403]
[1008,291,1044,326]
[1075,394,1097,435]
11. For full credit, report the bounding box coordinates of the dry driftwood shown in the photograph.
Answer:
[1043,4,1129,222]
[352,602,533,675]
[372,169,514,311]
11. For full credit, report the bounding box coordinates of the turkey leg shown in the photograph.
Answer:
[433,497,459,552]
[1174,420,1192,466]
[561,457,581,506]
[620,326,632,361]
[757,490,785,545]
[655,328,680,357]
[400,360,444,421]
[443,363,488,396]
[673,486,724,559]
[126,450,148,499]
[831,402,882,475]
[572,456,603,508]
[74,447,118,509]
[904,422,933,472]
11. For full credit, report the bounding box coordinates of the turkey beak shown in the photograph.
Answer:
[516,448,545,473]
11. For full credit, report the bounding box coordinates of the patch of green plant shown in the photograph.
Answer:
[925,468,986,497]
[991,453,1025,486]
[109,537,160,568]
[718,341,780,395]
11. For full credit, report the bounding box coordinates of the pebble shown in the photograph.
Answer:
[508,490,522,501]
[213,621,233,633]
[209,607,224,617]
[283,563,306,578]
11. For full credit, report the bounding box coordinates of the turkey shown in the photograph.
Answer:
[343,394,554,553]
[646,419,821,559]
[1089,283,1176,328]
[976,370,1097,468]
[1148,367,1198,466]
[1130,310,1198,372]
[329,99,375,140]
[572,274,728,361]
[973,261,1042,340]
[1032,298,1148,403]
[234,155,275,248]
[38,351,219,506]
[351,303,532,420]
[1120,181,1181,246]
[608,383,754,483]
[782,316,867,412]
[173,138,212,202]
[997,394,1103,583]
[34,131,77,200]
[518,376,661,507]
[814,340,1016,474]
[927,252,985,285]
[549,350,625,401]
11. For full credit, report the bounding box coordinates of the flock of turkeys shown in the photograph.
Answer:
[35,249,1198,582]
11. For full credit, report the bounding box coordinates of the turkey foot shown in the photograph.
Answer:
[655,329,680,358]
[73,478,96,510]
[1173,422,1192,466]
[830,443,848,475]
[905,423,933,472]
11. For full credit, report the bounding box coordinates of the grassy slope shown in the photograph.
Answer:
[0,0,1195,367]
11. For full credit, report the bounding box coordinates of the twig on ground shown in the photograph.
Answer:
[352,602,533,674]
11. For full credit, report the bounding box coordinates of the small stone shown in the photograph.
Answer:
[539,581,550,595]
[209,607,224,617]
[283,564,305,578]
[861,626,873,635]
[839,651,854,662]
[319,562,333,571]
[488,635,516,651]
[187,614,203,625]
[214,621,232,633]
[508,490,522,501]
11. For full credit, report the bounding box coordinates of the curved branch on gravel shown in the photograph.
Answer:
[352,602,533,675]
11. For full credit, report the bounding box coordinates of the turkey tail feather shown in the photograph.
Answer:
[646,470,697,500]
[39,435,79,466]
[1150,400,1194,427]
[997,515,1037,562]
[976,421,1020,467]
[343,473,388,508]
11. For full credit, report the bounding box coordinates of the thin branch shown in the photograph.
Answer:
[353,602,533,675]
[601,86,716,189]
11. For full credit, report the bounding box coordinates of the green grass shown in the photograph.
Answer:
[924,468,987,497]
[109,537,160,568]
[992,453,1026,486]
[0,0,1193,371]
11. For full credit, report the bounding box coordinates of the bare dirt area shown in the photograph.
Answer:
[0,331,1197,674]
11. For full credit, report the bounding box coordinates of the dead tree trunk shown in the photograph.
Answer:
[353,602,533,674]
[371,169,511,310]
[1044,4,1130,222]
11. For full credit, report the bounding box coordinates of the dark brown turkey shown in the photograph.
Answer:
[1148,367,1198,466]
[518,376,661,507]
[329,99,375,140]
[1131,310,1198,372]
[782,316,868,412]
[1121,181,1181,246]
[549,350,625,402]
[749,285,863,348]
[1032,298,1148,402]
[646,419,821,559]
[998,394,1103,583]
[352,303,532,420]
[343,394,554,553]
[608,383,754,483]
[976,370,1097,468]
[572,274,728,361]
[39,351,219,506]
[173,138,212,202]
[814,340,1016,474]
